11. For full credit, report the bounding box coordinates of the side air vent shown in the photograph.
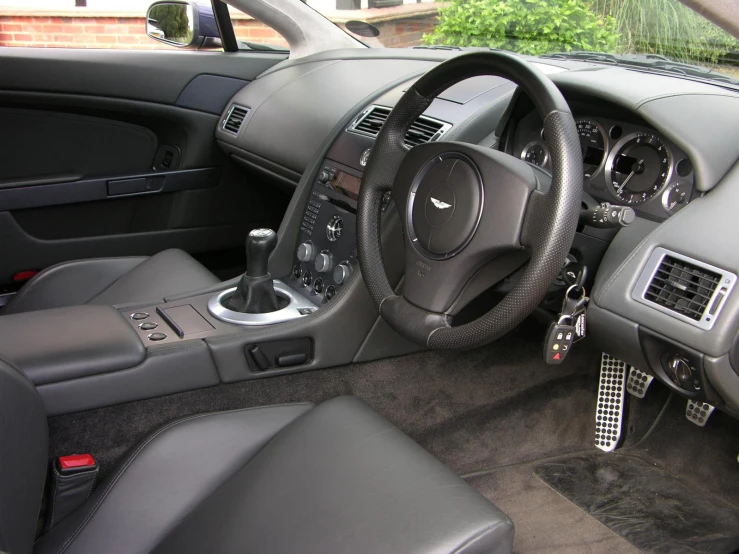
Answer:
[633,247,736,330]
[348,105,451,148]
[222,105,250,135]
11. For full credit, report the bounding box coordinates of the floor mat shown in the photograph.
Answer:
[466,464,638,554]
[535,454,739,554]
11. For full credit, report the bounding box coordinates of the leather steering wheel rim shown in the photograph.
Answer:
[357,51,582,349]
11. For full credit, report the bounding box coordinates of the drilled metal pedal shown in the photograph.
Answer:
[626,367,654,399]
[595,353,627,452]
[686,400,715,427]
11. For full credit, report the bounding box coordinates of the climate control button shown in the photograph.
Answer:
[297,241,315,262]
[333,262,351,285]
[315,252,333,273]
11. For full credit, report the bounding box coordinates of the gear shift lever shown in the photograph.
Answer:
[224,228,281,313]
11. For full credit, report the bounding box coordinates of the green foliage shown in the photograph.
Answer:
[423,0,620,55]
[592,0,739,63]
[149,4,192,44]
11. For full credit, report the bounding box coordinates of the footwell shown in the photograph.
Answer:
[535,454,739,554]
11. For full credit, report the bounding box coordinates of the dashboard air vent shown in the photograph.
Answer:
[645,256,720,320]
[633,247,736,330]
[348,105,451,148]
[222,105,250,135]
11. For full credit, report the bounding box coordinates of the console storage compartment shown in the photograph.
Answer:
[0,305,145,385]
[0,305,220,415]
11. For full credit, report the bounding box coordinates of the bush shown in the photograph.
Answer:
[423,0,621,55]
[592,0,739,64]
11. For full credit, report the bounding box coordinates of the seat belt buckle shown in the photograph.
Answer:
[56,453,97,475]
[46,454,99,532]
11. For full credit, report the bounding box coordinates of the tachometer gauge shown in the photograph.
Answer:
[606,133,671,205]
[576,119,606,182]
[521,141,549,168]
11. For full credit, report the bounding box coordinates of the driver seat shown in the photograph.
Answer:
[1,357,514,554]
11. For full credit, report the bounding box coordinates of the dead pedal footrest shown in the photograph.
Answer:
[627,367,654,399]
[595,353,627,452]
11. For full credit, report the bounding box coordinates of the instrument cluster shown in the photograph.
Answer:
[513,112,696,219]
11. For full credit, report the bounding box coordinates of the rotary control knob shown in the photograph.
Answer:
[667,356,692,388]
[333,262,352,285]
[314,252,333,273]
[326,215,343,242]
[296,241,315,262]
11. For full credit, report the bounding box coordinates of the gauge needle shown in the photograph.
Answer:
[617,159,644,194]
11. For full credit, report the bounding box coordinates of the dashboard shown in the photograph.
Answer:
[511,111,695,220]
[213,48,739,419]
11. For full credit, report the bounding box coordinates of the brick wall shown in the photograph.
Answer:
[0,8,437,50]
[373,14,437,48]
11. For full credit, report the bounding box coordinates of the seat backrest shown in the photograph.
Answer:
[0,356,48,554]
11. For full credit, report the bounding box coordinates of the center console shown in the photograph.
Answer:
[282,158,390,306]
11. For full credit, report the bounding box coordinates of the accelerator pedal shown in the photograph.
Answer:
[685,400,715,427]
[595,353,627,452]
[626,367,654,399]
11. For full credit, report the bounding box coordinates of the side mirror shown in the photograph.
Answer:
[146,1,221,49]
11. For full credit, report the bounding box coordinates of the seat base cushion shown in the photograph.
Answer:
[3,249,219,315]
[35,397,514,554]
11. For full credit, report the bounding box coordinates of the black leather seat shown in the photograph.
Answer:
[1,358,514,554]
[3,249,219,315]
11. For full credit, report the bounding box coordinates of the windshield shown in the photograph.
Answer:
[309,0,738,82]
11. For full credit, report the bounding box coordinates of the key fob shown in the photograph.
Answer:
[544,320,576,365]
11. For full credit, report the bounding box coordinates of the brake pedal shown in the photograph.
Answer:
[626,367,654,399]
[685,400,715,427]
[595,353,627,452]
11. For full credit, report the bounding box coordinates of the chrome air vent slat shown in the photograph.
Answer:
[348,105,451,148]
[633,247,736,330]
[222,105,250,135]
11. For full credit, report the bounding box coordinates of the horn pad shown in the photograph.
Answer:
[408,153,483,260]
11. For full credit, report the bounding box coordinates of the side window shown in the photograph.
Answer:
[228,6,289,51]
[0,1,287,52]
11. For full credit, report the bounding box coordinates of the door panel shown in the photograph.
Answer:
[0,48,290,288]
[0,109,157,183]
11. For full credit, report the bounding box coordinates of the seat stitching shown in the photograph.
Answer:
[52,402,312,554]
[48,472,60,530]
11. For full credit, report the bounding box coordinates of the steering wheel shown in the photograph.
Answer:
[357,51,582,349]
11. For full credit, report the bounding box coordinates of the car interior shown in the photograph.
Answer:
[1,0,739,552]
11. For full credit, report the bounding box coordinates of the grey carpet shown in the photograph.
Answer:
[45,318,739,553]
[48,319,602,477]
[466,463,638,554]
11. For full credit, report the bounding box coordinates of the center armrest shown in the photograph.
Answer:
[0,305,145,385]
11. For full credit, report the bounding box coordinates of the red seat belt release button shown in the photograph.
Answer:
[58,454,96,473]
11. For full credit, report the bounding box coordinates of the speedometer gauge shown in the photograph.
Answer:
[575,119,606,182]
[605,133,671,205]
